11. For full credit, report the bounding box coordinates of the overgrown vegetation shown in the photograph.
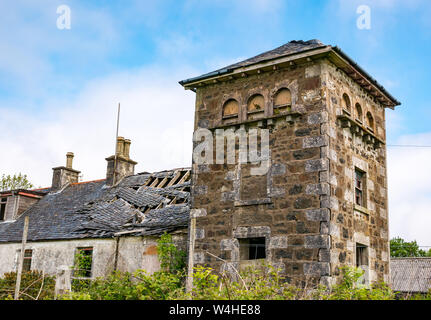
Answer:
[70,248,94,291]
[390,237,431,257]
[0,271,55,300]
[0,173,34,191]
[2,235,430,300]
[156,233,187,274]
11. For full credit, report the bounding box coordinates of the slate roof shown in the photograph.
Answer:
[180,40,325,85]
[0,168,191,242]
[391,258,431,293]
[179,39,400,108]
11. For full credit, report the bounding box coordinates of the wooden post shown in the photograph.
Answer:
[14,216,29,300]
[185,214,196,294]
[113,236,120,271]
[113,103,121,185]
[54,266,71,299]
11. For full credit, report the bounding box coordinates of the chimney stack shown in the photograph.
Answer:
[106,137,137,186]
[66,152,74,169]
[123,139,131,159]
[52,152,81,191]
[116,136,125,156]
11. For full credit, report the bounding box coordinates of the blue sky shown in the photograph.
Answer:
[1,0,430,245]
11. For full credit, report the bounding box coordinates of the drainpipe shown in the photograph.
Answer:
[186,214,196,294]
[113,236,120,271]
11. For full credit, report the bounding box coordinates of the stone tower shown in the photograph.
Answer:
[180,40,400,287]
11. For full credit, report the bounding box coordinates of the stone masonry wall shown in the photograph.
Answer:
[190,58,390,287]
[321,59,390,284]
[191,60,332,287]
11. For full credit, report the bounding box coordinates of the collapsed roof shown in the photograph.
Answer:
[0,168,191,243]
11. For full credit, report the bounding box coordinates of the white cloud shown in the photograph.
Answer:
[387,132,431,246]
[0,1,122,98]
[0,66,197,188]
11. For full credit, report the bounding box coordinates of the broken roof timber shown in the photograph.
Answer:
[0,168,191,243]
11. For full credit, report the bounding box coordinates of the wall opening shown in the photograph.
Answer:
[73,247,93,278]
[354,168,366,208]
[366,112,374,132]
[356,244,369,267]
[239,237,266,260]
[342,93,351,113]
[355,103,363,123]
[16,249,33,272]
[0,197,6,221]
[23,249,33,272]
[222,99,239,123]
[273,88,291,115]
[356,243,369,285]
[247,94,265,120]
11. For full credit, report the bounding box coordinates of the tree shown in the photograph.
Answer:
[390,237,428,257]
[0,173,34,191]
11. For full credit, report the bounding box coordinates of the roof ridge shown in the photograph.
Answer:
[70,178,106,186]
[391,257,431,260]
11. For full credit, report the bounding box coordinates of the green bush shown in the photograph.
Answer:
[325,266,395,300]
[0,271,55,300]
[175,263,300,300]
[61,271,139,300]
[157,232,187,274]
[61,232,187,300]
[55,265,430,301]
[40,233,431,301]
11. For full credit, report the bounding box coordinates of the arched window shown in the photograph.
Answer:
[222,99,239,119]
[342,93,351,113]
[247,94,264,112]
[355,103,363,122]
[366,112,374,131]
[273,88,291,114]
[247,94,265,120]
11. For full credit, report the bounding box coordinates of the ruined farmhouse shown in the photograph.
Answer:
[0,40,400,288]
[0,139,190,278]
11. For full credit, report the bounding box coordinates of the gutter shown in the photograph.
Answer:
[331,46,401,107]
[179,68,233,87]
[178,45,327,87]
[178,44,400,108]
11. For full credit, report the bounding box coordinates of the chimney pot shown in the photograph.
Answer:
[52,152,80,191]
[116,136,125,157]
[66,152,74,169]
[106,137,137,186]
[123,139,131,159]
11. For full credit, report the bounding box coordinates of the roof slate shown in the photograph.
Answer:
[391,258,431,293]
[212,39,325,73]
[179,39,400,107]
[0,168,191,242]
[180,40,326,85]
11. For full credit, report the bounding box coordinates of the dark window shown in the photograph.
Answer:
[23,249,32,272]
[366,112,374,131]
[355,103,363,122]
[342,93,351,113]
[355,169,365,207]
[74,247,93,278]
[239,237,266,260]
[356,244,368,267]
[0,197,7,221]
